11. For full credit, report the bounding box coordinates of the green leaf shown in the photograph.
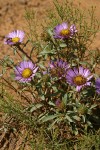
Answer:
[65,115,73,122]
[39,114,59,123]
[90,104,97,110]
[59,43,67,48]
[30,103,43,112]
[48,118,60,129]
[81,115,86,123]
[72,115,80,121]
[47,28,53,36]
[62,94,68,105]
[48,101,55,106]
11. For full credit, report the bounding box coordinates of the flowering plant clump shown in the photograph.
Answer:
[0,0,100,143]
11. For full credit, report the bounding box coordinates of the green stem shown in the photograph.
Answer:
[17,45,34,63]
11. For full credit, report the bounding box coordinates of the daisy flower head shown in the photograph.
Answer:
[53,22,77,39]
[55,99,64,110]
[4,30,25,45]
[66,66,93,91]
[15,61,38,83]
[95,78,100,94]
[49,59,70,79]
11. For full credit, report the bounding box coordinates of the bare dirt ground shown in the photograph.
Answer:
[0,0,100,150]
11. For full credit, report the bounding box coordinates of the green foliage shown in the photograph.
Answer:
[0,93,37,128]
[29,129,100,150]
[0,0,100,149]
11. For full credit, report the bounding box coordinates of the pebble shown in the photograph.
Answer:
[18,0,28,5]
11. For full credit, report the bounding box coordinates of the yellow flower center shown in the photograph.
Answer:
[22,68,32,78]
[73,75,86,86]
[60,29,70,36]
[12,37,20,43]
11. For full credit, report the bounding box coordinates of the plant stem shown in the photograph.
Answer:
[2,77,31,104]
[17,45,34,63]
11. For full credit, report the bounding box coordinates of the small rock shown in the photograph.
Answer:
[18,0,28,5]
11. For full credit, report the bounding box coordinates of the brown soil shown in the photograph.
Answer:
[0,0,100,71]
[0,0,100,150]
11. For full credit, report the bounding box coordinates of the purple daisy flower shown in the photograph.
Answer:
[95,78,100,94]
[55,99,61,106]
[4,30,25,45]
[53,22,77,39]
[15,61,38,83]
[66,66,93,91]
[55,99,64,110]
[49,59,70,79]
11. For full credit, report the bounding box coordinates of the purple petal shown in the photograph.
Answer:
[28,61,34,69]
[61,22,68,29]
[15,66,23,72]
[76,86,82,91]
[67,69,76,77]
[86,82,91,86]
[67,78,74,85]
[15,76,22,80]
[33,67,38,74]
[96,78,100,88]
[49,61,55,68]
[84,69,91,77]
[58,60,63,67]
[87,75,93,81]
[79,66,84,75]
[20,61,28,68]
[73,68,78,75]
[70,24,77,33]
[95,78,100,94]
